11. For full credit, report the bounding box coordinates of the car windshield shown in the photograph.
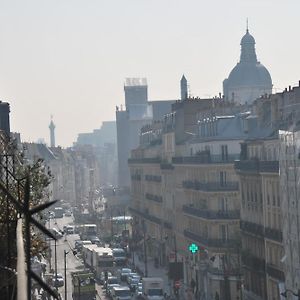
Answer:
[114,252,125,257]
[115,289,131,296]
[148,289,163,296]
[121,269,131,273]
[108,278,118,284]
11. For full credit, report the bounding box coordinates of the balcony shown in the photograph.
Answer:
[128,157,161,164]
[172,154,239,165]
[183,205,240,220]
[145,193,163,203]
[234,160,279,174]
[264,227,283,243]
[183,229,237,248]
[129,207,162,225]
[240,221,264,237]
[182,180,239,192]
[131,174,141,181]
[242,254,265,272]
[160,163,174,170]
[266,264,285,281]
[145,175,162,182]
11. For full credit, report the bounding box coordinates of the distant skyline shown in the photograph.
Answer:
[0,0,299,146]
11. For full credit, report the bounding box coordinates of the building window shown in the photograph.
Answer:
[220,171,227,186]
[221,145,228,161]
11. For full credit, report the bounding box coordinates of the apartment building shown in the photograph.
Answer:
[235,138,284,300]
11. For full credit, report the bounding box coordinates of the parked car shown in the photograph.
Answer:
[50,228,63,239]
[66,225,74,235]
[65,210,72,217]
[52,273,64,287]
[74,240,82,249]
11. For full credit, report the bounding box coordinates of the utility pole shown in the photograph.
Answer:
[54,237,58,291]
[64,250,69,300]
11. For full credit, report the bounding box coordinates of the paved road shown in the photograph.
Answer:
[50,216,85,300]
[49,215,112,300]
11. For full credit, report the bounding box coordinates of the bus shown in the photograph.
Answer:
[93,247,114,279]
[80,224,97,240]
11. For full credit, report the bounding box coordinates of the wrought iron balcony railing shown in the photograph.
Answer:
[145,193,163,203]
[145,174,162,182]
[264,227,283,243]
[128,157,161,164]
[242,254,265,272]
[240,220,264,237]
[183,229,237,248]
[234,160,279,174]
[266,264,285,281]
[172,154,239,165]
[182,180,239,192]
[183,205,240,220]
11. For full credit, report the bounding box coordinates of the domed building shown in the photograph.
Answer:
[223,29,272,104]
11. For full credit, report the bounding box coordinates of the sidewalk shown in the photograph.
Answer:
[128,252,172,295]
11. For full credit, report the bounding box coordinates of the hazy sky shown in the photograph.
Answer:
[0,0,299,147]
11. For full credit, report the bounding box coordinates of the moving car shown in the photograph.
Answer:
[118,268,132,282]
[99,271,112,285]
[135,283,143,299]
[111,286,131,300]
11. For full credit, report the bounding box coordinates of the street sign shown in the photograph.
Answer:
[188,243,199,254]
[174,280,180,288]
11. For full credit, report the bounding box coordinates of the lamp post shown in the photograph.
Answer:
[54,236,58,291]
[64,250,69,300]
[142,220,148,277]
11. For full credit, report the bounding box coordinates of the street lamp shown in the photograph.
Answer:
[142,220,148,277]
[64,250,69,300]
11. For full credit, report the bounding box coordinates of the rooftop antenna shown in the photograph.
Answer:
[246,18,249,32]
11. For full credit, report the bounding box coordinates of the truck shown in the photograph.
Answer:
[142,277,164,300]
[93,247,114,279]
[71,271,96,300]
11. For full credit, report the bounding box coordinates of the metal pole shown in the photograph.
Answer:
[25,211,31,300]
[143,221,148,277]
[78,277,81,300]
[174,235,178,263]
[49,215,52,272]
[54,238,58,291]
[64,250,69,300]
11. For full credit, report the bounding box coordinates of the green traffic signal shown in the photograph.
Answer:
[188,243,199,253]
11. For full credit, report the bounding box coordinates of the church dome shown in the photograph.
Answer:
[241,29,255,45]
[223,28,272,103]
[227,61,272,87]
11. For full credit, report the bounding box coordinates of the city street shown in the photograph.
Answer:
[49,215,111,300]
